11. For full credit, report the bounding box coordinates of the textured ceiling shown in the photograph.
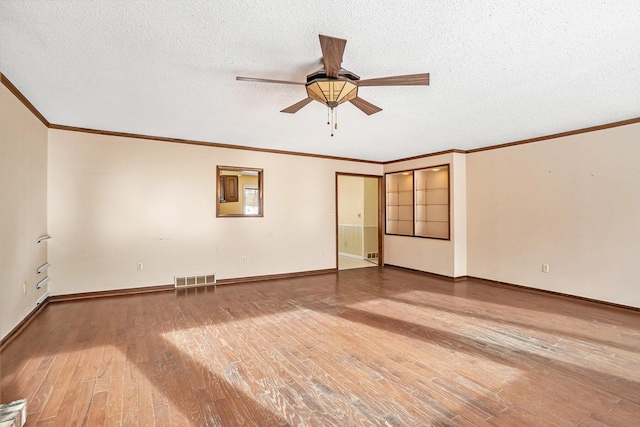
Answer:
[1,1,639,162]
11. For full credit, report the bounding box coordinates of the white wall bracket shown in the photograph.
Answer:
[36,235,51,243]
[37,262,50,274]
[36,276,50,290]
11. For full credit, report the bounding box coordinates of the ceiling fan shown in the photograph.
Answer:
[236,34,429,135]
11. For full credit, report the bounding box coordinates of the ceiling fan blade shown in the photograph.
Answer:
[357,73,430,87]
[319,35,347,78]
[350,97,382,116]
[236,76,305,85]
[281,98,314,114]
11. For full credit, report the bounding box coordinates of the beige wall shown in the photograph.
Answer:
[47,129,381,295]
[363,177,379,255]
[44,121,640,308]
[0,83,49,340]
[467,123,640,308]
[363,178,378,227]
[452,153,467,277]
[363,225,379,257]
[337,175,364,225]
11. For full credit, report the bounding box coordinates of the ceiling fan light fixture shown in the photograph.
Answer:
[306,79,358,109]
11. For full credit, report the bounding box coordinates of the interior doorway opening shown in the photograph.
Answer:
[336,174,382,270]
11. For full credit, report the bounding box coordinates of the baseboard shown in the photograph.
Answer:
[42,268,337,303]
[48,284,175,303]
[0,268,337,349]
[384,266,639,312]
[215,268,337,286]
[466,276,640,312]
[0,297,51,351]
[383,264,466,281]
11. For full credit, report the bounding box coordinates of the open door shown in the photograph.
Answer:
[336,173,383,270]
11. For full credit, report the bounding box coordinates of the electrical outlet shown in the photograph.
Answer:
[241,256,247,263]
[23,282,27,294]
[137,262,143,271]
[542,264,550,273]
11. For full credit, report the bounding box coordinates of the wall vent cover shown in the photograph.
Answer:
[366,252,379,260]
[174,274,216,288]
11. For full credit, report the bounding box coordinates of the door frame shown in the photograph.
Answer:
[335,172,384,269]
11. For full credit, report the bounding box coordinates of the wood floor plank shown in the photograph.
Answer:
[35,348,82,422]
[104,345,126,426]
[120,345,139,426]
[33,417,56,427]
[2,268,639,426]
[85,389,108,426]
[136,363,157,427]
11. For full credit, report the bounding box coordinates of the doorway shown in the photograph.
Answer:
[336,173,383,270]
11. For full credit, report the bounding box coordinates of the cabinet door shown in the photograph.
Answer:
[223,175,239,202]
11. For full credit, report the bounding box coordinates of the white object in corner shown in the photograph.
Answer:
[36,292,50,306]
[37,262,50,274]
[36,235,51,243]
[36,276,50,290]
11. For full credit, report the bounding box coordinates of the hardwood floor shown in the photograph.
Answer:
[2,267,639,426]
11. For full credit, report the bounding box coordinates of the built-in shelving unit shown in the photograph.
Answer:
[385,171,414,235]
[385,165,450,240]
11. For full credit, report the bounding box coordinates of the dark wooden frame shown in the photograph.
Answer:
[384,163,451,240]
[216,166,264,218]
[335,172,385,269]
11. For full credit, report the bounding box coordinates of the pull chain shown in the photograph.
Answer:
[330,107,334,137]
[328,107,338,137]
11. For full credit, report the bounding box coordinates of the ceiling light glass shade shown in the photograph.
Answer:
[306,79,358,108]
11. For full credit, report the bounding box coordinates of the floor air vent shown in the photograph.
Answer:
[174,274,216,288]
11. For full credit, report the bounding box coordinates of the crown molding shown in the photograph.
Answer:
[3,71,639,163]
[1,72,49,127]
[48,123,383,164]
[383,149,465,164]
[466,117,640,154]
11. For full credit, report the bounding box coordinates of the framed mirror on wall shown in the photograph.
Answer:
[216,166,263,217]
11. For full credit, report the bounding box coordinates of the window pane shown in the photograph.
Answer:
[244,186,259,215]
